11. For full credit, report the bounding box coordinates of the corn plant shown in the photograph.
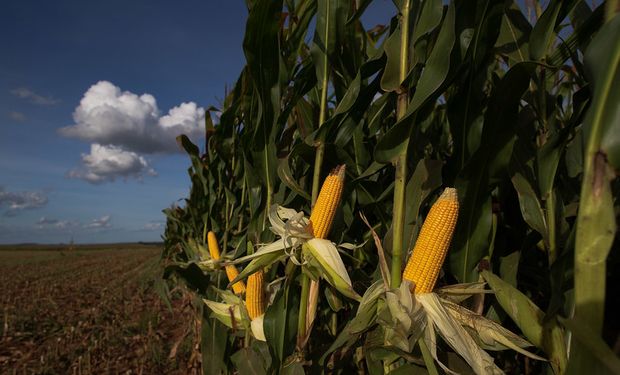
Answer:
[161,0,620,374]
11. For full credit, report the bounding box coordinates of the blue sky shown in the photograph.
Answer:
[0,0,395,244]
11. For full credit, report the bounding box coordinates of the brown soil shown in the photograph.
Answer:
[0,245,200,375]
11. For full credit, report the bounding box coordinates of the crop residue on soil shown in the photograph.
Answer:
[0,244,199,374]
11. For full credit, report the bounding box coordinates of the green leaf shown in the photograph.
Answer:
[511,172,547,238]
[380,23,402,92]
[450,62,534,283]
[177,134,200,156]
[245,156,264,220]
[333,70,361,116]
[499,251,520,288]
[163,262,211,294]
[231,250,286,286]
[495,3,531,64]
[406,1,454,113]
[277,157,311,201]
[529,0,563,60]
[548,4,604,67]
[346,0,373,25]
[264,283,299,371]
[243,0,282,144]
[402,159,443,253]
[411,0,443,45]
[231,345,269,375]
[375,1,455,163]
[481,270,544,345]
[285,0,317,55]
[481,270,567,374]
[200,309,229,375]
[536,130,567,198]
[311,0,348,85]
[320,280,384,364]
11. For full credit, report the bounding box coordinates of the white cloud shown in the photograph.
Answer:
[8,111,26,122]
[59,81,205,154]
[67,144,156,184]
[0,187,48,216]
[36,215,115,232]
[36,217,78,230]
[142,221,164,231]
[84,215,112,229]
[11,87,60,105]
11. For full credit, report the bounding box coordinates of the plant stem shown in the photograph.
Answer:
[398,1,411,85]
[545,188,557,265]
[390,0,411,288]
[574,26,620,333]
[237,179,246,233]
[300,1,332,348]
[571,23,620,371]
[262,144,273,232]
[224,193,230,252]
[312,145,326,204]
[311,57,330,204]
[390,153,407,288]
[297,269,311,348]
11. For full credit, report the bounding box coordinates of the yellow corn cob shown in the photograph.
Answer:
[207,231,246,294]
[402,188,459,294]
[309,165,346,239]
[245,270,265,319]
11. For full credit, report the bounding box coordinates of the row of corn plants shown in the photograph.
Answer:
[161,0,620,373]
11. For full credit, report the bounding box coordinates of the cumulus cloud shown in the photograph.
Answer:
[0,187,48,216]
[67,143,156,184]
[11,87,60,105]
[59,81,205,154]
[84,215,112,229]
[36,217,79,230]
[8,111,26,122]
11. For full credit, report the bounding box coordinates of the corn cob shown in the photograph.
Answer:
[245,270,265,319]
[309,165,346,239]
[403,188,459,294]
[207,231,246,294]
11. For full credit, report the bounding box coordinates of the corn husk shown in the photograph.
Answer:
[203,300,244,329]
[251,314,266,341]
[418,293,504,375]
[303,238,360,301]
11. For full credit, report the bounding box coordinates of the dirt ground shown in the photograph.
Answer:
[0,244,200,375]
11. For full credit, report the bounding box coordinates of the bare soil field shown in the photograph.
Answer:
[0,244,199,374]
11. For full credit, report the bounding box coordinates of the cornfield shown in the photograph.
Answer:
[161,0,620,374]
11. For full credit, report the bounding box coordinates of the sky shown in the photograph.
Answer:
[0,0,395,244]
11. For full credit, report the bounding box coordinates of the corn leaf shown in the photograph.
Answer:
[264,283,299,371]
[200,309,229,375]
[481,270,567,374]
